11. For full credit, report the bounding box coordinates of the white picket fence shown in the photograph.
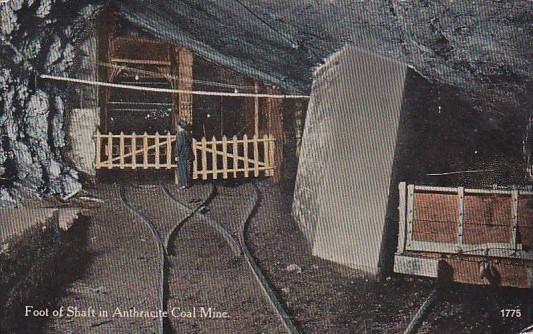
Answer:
[95,131,275,179]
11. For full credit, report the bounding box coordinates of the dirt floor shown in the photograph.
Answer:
[12,174,527,334]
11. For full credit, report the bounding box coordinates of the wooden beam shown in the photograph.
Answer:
[254,82,259,137]
[265,86,284,183]
[177,48,193,126]
[110,58,171,66]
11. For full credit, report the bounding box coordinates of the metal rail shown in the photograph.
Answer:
[119,182,299,334]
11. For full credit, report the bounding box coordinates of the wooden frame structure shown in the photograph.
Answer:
[95,132,275,179]
[95,10,290,182]
[395,182,533,288]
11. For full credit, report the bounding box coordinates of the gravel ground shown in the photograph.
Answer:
[47,184,160,334]
[43,177,532,333]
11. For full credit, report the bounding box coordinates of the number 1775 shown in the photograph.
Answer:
[501,309,522,318]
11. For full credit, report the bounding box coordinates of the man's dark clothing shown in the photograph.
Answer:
[175,128,193,187]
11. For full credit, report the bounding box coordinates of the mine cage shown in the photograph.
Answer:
[91,10,303,183]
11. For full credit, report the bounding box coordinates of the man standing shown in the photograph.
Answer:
[175,120,193,189]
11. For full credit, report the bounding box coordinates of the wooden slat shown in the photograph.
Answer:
[397,182,407,254]
[457,187,465,250]
[232,136,238,178]
[166,132,172,169]
[154,132,160,169]
[143,133,148,169]
[243,134,249,178]
[269,135,275,177]
[211,137,218,180]
[511,189,519,250]
[119,132,125,169]
[222,136,228,179]
[107,133,113,169]
[131,132,136,169]
[110,58,171,66]
[253,135,259,177]
[406,184,415,249]
[263,134,270,176]
[254,82,259,136]
[96,131,101,169]
[192,139,198,179]
[201,137,207,180]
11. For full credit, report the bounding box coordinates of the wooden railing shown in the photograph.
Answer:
[193,135,275,180]
[96,131,175,170]
[95,131,275,179]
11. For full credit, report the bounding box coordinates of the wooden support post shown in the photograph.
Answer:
[176,47,193,126]
[232,136,238,178]
[107,133,113,170]
[265,86,284,182]
[397,182,407,254]
[96,131,101,169]
[243,134,249,177]
[222,136,228,179]
[457,187,465,251]
[166,132,172,169]
[131,132,136,169]
[201,137,207,180]
[511,189,519,251]
[254,82,259,137]
[212,137,218,180]
[143,133,148,169]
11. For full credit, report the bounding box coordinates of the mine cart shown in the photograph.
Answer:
[395,182,533,288]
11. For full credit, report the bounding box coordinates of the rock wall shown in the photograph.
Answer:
[0,0,102,204]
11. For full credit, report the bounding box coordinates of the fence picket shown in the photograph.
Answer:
[96,131,101,169]
[192,139,197,179]
[269,135,275,176]
[211,137,218,179]
[232,136,238,178]
[263,134,269,176]
[131,132,137,169]
[253,135,259,177]
[166,132,172,169]
[119,132,125,169]
[243,134,249,177]
[143,133,148,169]
[155,132,160,169]
[107,132,113,169]
[222,136,228,179]
[201,137,208,180]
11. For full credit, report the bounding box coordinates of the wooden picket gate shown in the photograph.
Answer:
[95,131,275,179]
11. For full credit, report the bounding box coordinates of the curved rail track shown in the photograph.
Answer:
[118,181,299,334]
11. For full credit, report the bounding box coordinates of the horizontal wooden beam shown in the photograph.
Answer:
[110,58,171,66]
